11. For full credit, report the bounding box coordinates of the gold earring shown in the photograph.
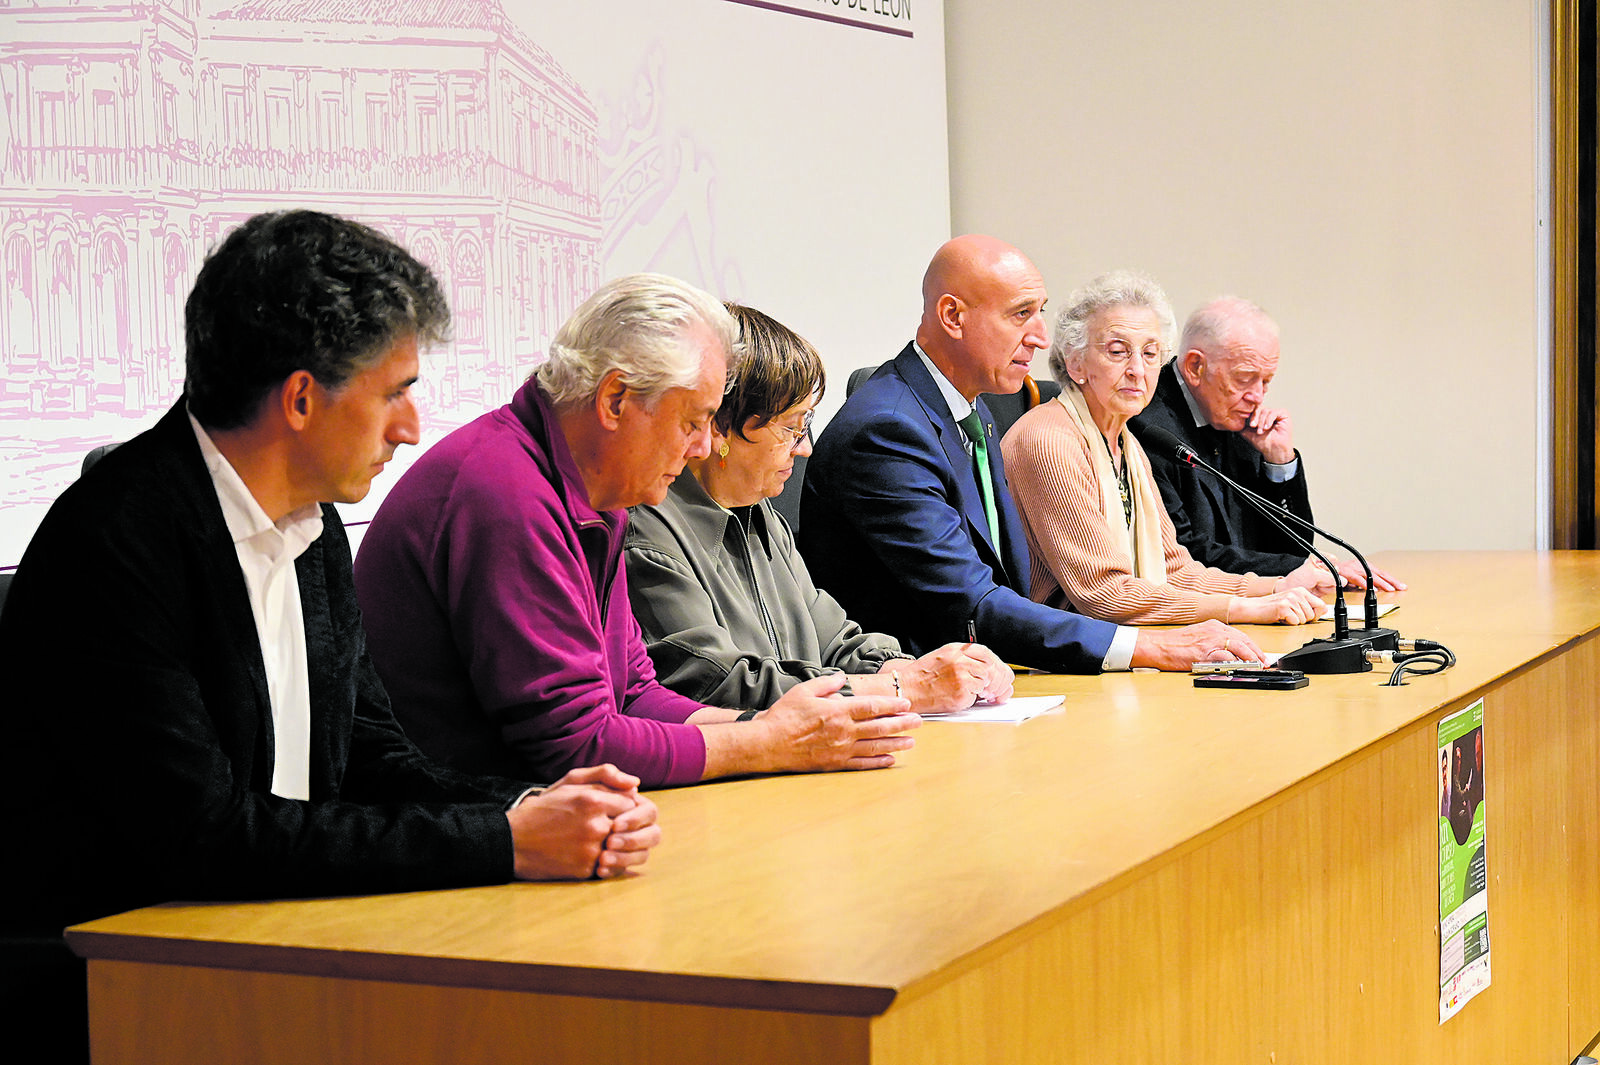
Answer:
[717,441,729,467]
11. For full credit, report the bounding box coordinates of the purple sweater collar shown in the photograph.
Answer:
[509,377,617,531]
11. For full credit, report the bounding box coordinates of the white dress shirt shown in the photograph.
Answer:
[911,345,1138,671]
[188,410,323,800]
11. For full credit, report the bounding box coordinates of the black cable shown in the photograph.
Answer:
[1401,638,1456,668]
[1383,644,1456,686]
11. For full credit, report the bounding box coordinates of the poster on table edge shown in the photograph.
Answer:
[1438,698,1489,1023]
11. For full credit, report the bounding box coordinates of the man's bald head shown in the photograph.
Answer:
[920,235,1034,316]
[915,235,1049,402]
[1180,296,1278,359]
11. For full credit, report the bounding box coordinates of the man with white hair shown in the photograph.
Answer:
[1129,297,1402,591]
[356,273,918,789]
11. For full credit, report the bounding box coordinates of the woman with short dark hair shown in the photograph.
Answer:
[625,303,1013,714]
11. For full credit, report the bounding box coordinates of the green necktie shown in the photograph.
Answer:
[957,410,1001,548]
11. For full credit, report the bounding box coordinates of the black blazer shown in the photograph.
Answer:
[0,404,526,935]
[798,344,1114,673]
[1129,362,1315,577]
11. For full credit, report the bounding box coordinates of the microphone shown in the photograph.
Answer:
[1135,423,1397,673]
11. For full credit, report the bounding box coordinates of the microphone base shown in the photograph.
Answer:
[1352,625,1400,652]
[1277,636,1375,674]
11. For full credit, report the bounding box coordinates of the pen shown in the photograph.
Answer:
[967,617,977,644]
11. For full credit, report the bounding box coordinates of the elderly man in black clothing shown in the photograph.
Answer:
[1130,297,1403,592]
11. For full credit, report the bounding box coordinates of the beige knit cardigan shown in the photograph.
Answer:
[1002,395,1278,624]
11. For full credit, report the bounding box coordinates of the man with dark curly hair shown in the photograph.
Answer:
[0,210,660,1062]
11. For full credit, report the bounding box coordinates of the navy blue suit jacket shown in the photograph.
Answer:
[799,344,1115,673]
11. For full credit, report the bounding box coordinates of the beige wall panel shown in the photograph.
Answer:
[945,0,1540,551]
[87,960,870,1065]
[1561,634,1600,1050]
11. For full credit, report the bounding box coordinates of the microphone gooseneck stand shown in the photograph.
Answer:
[1135,424,1391,674]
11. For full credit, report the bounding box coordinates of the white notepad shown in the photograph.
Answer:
[923,694,1064,723]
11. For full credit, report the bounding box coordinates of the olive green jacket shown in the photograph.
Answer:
[625,472,906,709]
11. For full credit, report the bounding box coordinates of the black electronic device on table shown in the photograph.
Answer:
[1191,666,1309,690]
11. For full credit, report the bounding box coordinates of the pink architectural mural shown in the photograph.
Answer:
[596,44,739,299]
[0,0,678,560]
[0,0,765,568]
[1,0,601,422]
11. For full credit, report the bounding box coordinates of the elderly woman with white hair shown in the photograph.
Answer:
[1000,271,1333,626]
[356,273,917,791]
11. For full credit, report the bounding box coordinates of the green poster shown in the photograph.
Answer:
[1438,698,1489,1023]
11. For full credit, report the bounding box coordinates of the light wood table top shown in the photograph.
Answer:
[68,551,1600,1016]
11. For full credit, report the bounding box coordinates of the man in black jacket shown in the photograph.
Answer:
[1130,297,1402,591]
[0,211,660,1061]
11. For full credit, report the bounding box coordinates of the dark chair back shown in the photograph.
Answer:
[846,365,878,397]
[988,374,1060,440]
[769,455,807,537]
[81,443,121,477]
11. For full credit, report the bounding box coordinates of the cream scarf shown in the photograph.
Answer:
[1055,384,1168,584]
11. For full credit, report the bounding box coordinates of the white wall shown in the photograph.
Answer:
[945,0,1543,552]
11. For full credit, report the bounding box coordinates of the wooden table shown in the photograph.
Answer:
[70,552,1600,1064]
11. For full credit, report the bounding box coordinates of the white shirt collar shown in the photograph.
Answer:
[1171,363,1213,430]
[187,408,324,557]
[912,341,975,422]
